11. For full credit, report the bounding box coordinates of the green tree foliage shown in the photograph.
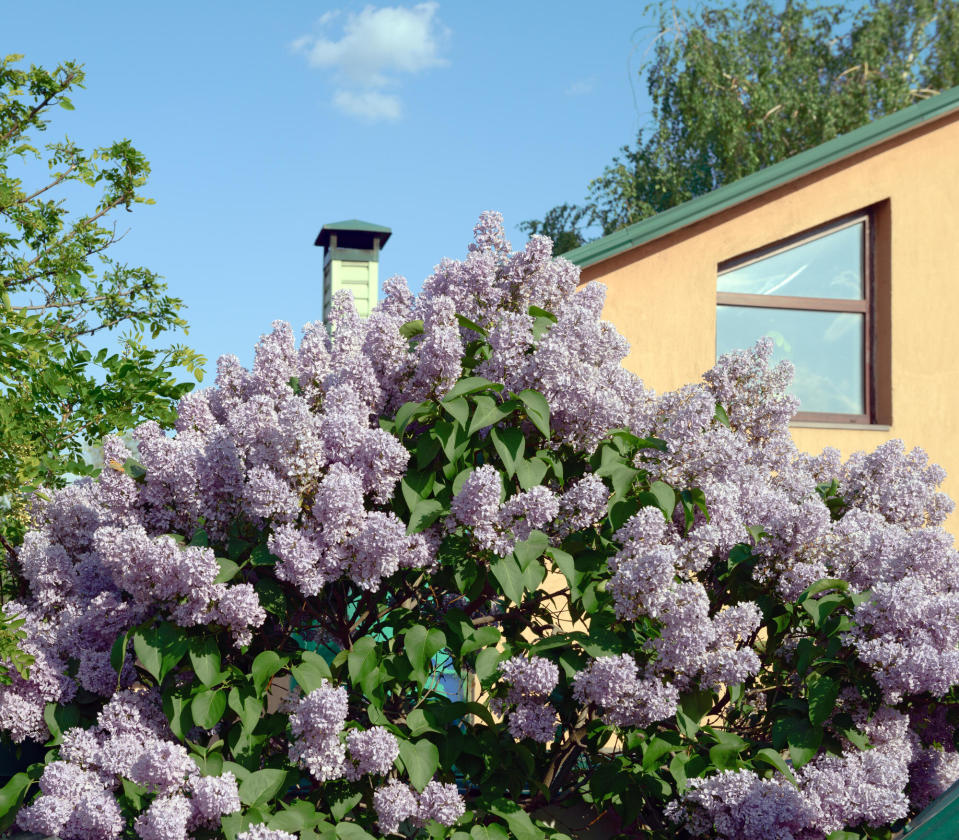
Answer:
[525,0,959,253]
[0,55,203,596]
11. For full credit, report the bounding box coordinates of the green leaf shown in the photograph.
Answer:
[132,622,189,684]
[214,556,241,584]
[475,647,503,683]
[110,628,131,675]
[348,636,380,689]
[491,554,525,604]
[163,684,195,740]
[228,686,263,731]
[291,651,333,694]
[807,674,840,727]
[251,651,286,697]
[528,305,557,323]
[709,742,743,770]
[490,800,545,840]
[798,578,849,603]
[490,426,525,477]
[443,376,501,401]
[714,403,731,427]
[468,394,516,435]
[330,789,364,821]
[517,389,550,438]
[269,802,319,833]
[637,480,676,520]
[456,314,488,336]
[753,748,797,784]
[515,456,549,490]
[784,718,823,768]
[401,471,435,512]
[443,396,470,426]
[394,400,436,435]
[460,625,501,656]
[238,768,289,806]
[405,626,447,674]
[191,688,227,729]
[471,825,510,840]
[642,735,679,769]
[399,319,425,338]
[335,824,377,840]
[408,498,444,534]
[189,636,223,687]
[0,772,33,825]
[597,462,640,496]
[43,702,79,746]
[397,738,440,791]
[513,530,549,570]
[254,578,289,617]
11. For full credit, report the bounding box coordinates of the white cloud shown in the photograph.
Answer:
[565,77,595,97]
[293,3,449,121]
[332,89,403,122]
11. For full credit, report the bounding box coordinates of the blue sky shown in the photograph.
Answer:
[7,1,682,374]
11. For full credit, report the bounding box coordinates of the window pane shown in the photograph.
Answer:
[718,222,863,299]
[717,306,864,415]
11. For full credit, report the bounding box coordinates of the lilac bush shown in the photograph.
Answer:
[1,212,957,840]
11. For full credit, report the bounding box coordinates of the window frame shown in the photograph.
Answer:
[717,210,876,424]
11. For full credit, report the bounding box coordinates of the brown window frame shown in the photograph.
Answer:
[717,210,877,425]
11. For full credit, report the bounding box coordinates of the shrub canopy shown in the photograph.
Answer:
[1,213,957,840]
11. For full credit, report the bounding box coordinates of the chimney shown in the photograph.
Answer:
[314,219,392,322]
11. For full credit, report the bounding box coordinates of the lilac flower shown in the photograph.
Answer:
[414,780,466,828]
[288,680,348,781]
[373,779,419,834]
[499,656,560,742]
[187,772,241,826]
[344,726,400,780]
[574,655,678,727]
[133,794,192,840]
[128,741,197,794]
[236,824,297,840]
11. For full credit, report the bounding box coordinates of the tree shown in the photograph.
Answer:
[526,0,959,253]
[0,55,204,557]
[1,213,956,840]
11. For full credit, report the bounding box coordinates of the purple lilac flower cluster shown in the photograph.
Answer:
[497,655,559,743]
[572,654,678,728]
[674,710,915,839]
[17,689,241,840]
[372,778,465,834]
[288,680,349,781]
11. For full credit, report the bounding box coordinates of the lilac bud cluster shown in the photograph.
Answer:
[372,778,465,835]
[498,655,559,743]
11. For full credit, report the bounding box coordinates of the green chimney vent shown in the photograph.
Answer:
[315,219,392,321]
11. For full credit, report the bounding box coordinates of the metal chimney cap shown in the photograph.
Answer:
[315,219,392,250]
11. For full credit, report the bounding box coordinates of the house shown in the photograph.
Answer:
[563,86,959,518]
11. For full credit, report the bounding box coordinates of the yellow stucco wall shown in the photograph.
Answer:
[582,110,959,516]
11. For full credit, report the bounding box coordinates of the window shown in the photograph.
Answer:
[717,211,881,423]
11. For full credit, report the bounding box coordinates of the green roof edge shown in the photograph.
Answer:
[563,85,959,269]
